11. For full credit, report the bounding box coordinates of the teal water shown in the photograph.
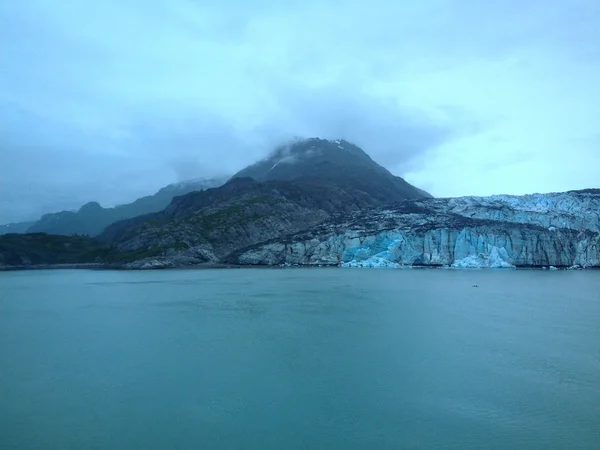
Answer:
[1,268,599,449]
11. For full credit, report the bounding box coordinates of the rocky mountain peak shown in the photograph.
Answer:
[79,201,103,213]
[231,137,431,201]
[254,138,383,172]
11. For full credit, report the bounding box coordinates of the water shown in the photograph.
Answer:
[1,268,599,449]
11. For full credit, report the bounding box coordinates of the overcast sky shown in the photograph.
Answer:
[2,0,599,223]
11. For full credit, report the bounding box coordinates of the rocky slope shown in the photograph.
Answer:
[98,177,339,268]
[230,190,600,269]
[103,185,600,270]
[97,139,434,268]
[25,177,228,236]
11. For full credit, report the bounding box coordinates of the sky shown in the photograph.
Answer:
[1,0,599,223]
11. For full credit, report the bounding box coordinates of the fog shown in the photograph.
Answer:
[1,0,599,223]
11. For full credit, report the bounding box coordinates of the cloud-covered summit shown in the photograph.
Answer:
[1,0,599,223]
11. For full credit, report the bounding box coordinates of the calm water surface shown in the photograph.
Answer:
[1,268,599,449]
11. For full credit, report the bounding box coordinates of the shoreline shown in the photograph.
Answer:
[1,263,597,272]
[0,263,107,272]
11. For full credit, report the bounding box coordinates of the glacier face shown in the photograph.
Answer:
[451,246,514,268]
[234,190,600,268]
[444,191,600,233]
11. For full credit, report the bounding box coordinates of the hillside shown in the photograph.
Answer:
[0,233,106,267]
[0,221,36,235]
[25,177,227,236]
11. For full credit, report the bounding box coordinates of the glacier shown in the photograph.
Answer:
[341,238,404,268]
[341,257,401,268]
[235,190,600,269]
[451,246,514,268]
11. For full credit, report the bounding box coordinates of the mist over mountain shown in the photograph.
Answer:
[233,138,431,201]
[24,177,228,237]
[0,222,36,236]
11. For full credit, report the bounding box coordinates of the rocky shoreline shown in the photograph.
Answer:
[0,263,107,272]
[1,261,594,272]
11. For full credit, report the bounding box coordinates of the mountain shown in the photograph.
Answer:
[3,190,599,270]
[97,187,600,269]
[94,139,598,269]
[0,221,36,235]
[233,138,432,202]
[95,139,433,267]
[3,138,598,270]
[25,177,228,237]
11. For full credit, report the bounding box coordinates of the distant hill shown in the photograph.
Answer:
[25,177,228,236]
[0,221,36,235]
[0,233,106,267]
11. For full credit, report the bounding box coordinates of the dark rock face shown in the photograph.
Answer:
[25,177,228,237]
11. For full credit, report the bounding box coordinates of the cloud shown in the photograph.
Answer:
[1,0,600,222]
[252,81,475,172]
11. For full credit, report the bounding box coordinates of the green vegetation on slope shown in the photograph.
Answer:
[0,233,108,266]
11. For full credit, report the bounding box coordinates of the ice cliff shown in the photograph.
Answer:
[232,190,600,268]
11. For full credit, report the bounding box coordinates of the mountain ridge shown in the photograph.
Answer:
[24,176,228,237]
[3,137,597,270]
[1,188,598,270]
[0,221,36,236]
